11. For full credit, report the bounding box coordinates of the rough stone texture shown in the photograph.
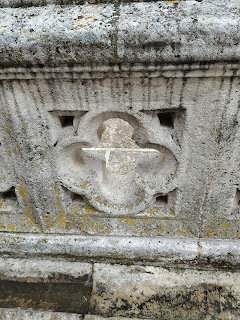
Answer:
[90,263,240,319]
[0,1,239,66]
[0,308,82,319]
[0,63,240,242]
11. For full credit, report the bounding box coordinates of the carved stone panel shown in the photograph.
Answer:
[0,65,239,239]
[57,116,178,216]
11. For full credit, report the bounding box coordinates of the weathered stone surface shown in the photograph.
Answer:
[0,62,240,243]
[0,258,92,313]
[0,308,82,319]
[0,234,240,268]
[0,0,239,66]
[90,263,240,319]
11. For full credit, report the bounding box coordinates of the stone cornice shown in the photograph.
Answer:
[0,62,239,80]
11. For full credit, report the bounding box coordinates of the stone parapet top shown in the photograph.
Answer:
[0,0,239,66]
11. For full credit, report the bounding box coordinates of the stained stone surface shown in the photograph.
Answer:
[0,258,92,313]
[0,260,240,319]
[90,263,240,320]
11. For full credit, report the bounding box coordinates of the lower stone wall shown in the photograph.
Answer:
[0,258,239,320]
[90,264,240,320]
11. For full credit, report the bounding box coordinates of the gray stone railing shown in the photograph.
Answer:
[0,1,240,317]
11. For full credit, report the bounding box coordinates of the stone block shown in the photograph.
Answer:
[0,258,92,313]
[90,263,240,319]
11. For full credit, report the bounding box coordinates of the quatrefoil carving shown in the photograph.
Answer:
[57,117,178,215]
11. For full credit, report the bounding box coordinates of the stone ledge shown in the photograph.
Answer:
[0,234,240,268]
[0,0,239,67]
[0,62,239,80]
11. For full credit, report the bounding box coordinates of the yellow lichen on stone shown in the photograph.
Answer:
[18,186,27,202]
[71,16,99,30]
[8,224,15,231]
[22,30,31,35]
[53,187,66,230]
[80,181,88,189]
[122,217,135,226]
[85,206,96,214]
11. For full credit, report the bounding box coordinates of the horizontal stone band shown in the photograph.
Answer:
[0,233,239,268]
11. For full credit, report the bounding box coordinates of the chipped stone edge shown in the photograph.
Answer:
[0,233,240,268]
[0,63,239,80]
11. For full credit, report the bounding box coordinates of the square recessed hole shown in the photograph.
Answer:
[62,186,86,204]
[156,194,168,205]
[59,115,74,128]
[2,187,17,201]
[157,112,175,128]
[71,193,85,202]
[0,187,18,211]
